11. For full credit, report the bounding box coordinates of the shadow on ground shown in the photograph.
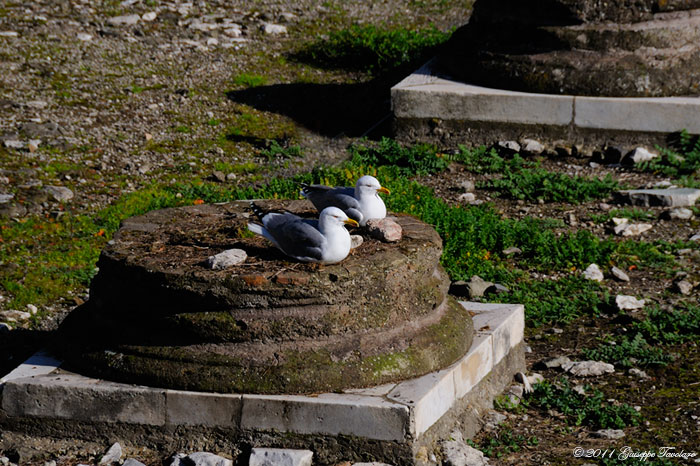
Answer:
[226,78,397,139]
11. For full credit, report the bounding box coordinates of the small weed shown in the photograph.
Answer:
[582,333,673,367]
[456,147,620,203]
[637,130,700,178]
[259,140,304,160]
[232,73,268,88]
[528,378,642,429]
[469,428,538,459]
[174,125,191,134]
[207,118,221,126]
[590,208,655,224]
[635,303,700,345]
[349,137,449,175]
[294,23,452,74]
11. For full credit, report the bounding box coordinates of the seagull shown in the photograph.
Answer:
[300,175,390,226]
[247,202,359,264]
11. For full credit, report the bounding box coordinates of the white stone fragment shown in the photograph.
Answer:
[77,33,93,41]
[521,138,545,153]
[442,438,489,466]
[27,304,38,314]
[205,249,247,269]
[0,310,31,322]
[592,429,626,439]
[44,185,74,202]
[582,263,604,282]
[562,360,615,377]
[350,234,363,249]
[99,442,122,465]
[262,23,287,35]
[3,140,25,149]
[626,147,658,164]
[142,11,157,21]
[249,448,312,466]
[0,31,19,37]
[0,194,14,203]
[27,100,48,109]
[107,14,141,26]
[186,452,232,466]
[667,207,694,220]
[616,295,646,311]
[366,218,402,242]
[223,27,242,37]
[458,192,476,203]
[619,188,700,207]
[611,266,630,282]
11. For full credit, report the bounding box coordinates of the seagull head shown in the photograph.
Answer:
[355,175,390,197]
[320,207,359,228]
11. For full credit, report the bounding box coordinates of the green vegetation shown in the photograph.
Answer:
[0,139,684,329]
[639,130,700,177]
[636,303,700,345]
[232,73,268,88]
[528,378,642,429]
[457,147,620,203]
[259,140,304,160]
[349,137,449,175]
[468,428,539,459]
[295,24,452,74]
[582,333,673,368]
[590,207,655,224]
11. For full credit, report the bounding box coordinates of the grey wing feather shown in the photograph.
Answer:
[267,217,325,261]
[302,185,361,222]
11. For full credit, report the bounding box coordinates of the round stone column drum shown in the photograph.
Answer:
[439,0,700,96]
[57,200,473,394]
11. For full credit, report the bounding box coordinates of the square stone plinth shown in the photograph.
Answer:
[0,302,524,465]
[392,60,700,147]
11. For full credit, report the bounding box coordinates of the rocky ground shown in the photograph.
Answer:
[0,0,699,465]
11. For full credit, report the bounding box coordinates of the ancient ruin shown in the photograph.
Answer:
[56,200,474,395]
[439,0,700,97]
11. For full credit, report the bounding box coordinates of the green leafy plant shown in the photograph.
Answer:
[582,333,673,367]
[528,378,641,429]
[232,73,268,88]
[349,137,448,175]
[635,303,700,345]
[295,24,452,74]
[637,130,700,177]
[468,428,539,459]
[258,140,304,160]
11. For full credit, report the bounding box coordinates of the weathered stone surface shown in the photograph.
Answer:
[592,429,626,440]
[624,147,658,165]
[562,360,615,377]
[249,448,312,466]
[365,217,403,242]
[44,186,74,202]
[616,294,646,311]
[57,200,473,394]
[122,460,146,466]
[186,452,232,466]
[582,263,604,282]
[439,1,700,97]
[442,437,489,466]
[617,188,700,207]
[204,248,247,269]
[611,266,630,282]
[99,442,122,465]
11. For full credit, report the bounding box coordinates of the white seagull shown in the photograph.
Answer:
[247,202,359,264]
[300,175,390,226]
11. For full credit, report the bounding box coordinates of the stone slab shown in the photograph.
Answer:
[392,60,700,139]
[617,188,700,207]
[0,350,61,384]
[392,62,574,126]
[240,393,410,442]
[166,390,242,427]
[0,302,523,446]
[1,372,166,425]
[249,448,313,466]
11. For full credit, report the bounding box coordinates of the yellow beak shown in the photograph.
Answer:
[377,187,390,195]
[344,218,359,227]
